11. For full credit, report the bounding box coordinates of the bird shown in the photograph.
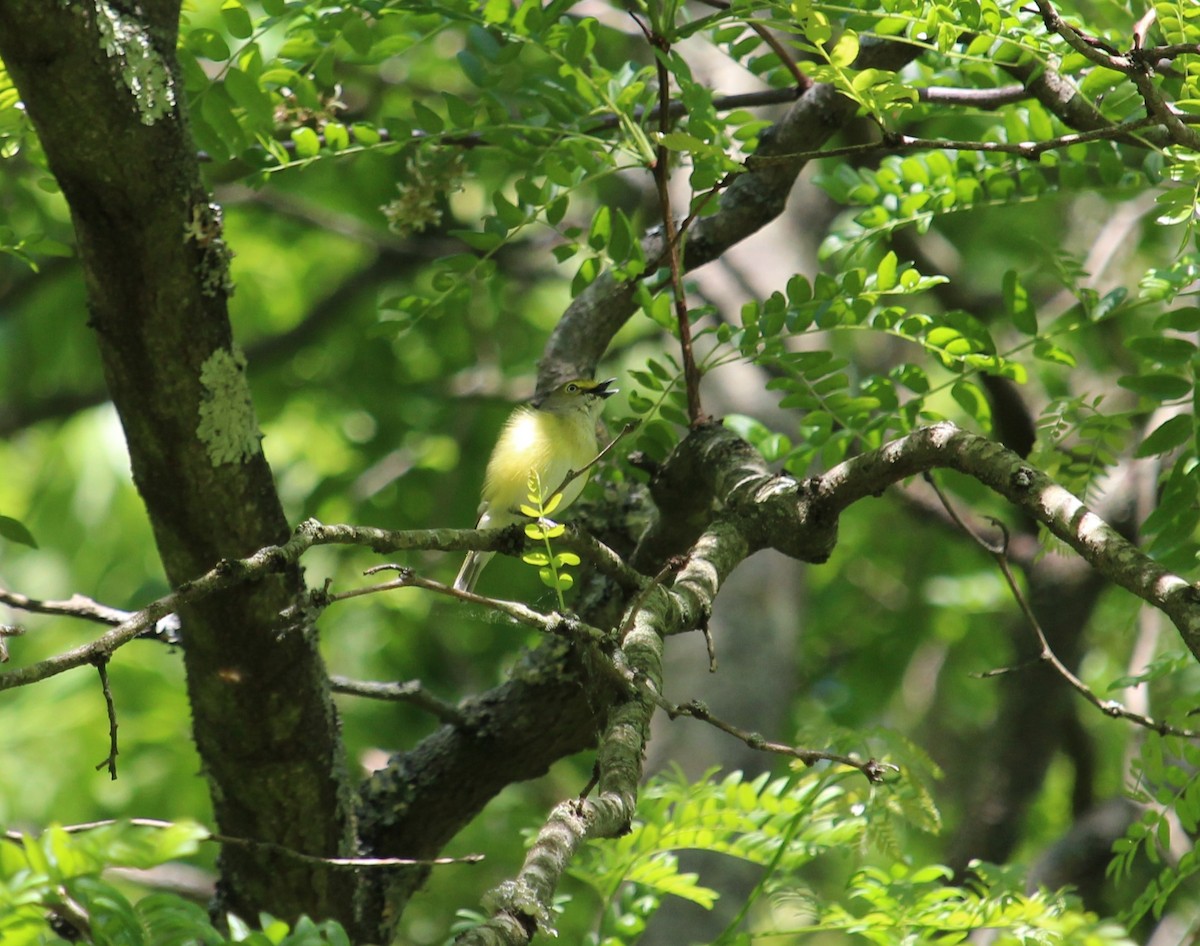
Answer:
[453,377,617,593]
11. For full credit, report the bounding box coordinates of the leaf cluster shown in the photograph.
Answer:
[560,764,1135,945]
[0,822,348,946]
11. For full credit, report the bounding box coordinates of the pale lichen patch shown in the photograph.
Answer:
[95,1,175,125]
[197,347,261,466]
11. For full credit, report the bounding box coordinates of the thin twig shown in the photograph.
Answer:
[2,818,484,868]
[701,617,717,672]
[0,518,622,691]
[692,0,811,91]
[676,170,740,239]
[1143,43,1200,61]
[742,114,1161,171]
[360,565,615,646]
[614,558,681,643]
[667,698,896,782]
[0,588,134,626]
[329,675,467,727]
[923,472,1200,739]
[93,658,119,780]
[1033,0,1131,70]
[647,27,705,426]
[1132,6,1156,51]
[550,420,638,504]
[601,628,894,782]
[0,623,23,663]
[917,84,1028,108]
[560,526,648,591]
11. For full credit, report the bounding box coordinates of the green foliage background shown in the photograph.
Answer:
[4,0,1200,941]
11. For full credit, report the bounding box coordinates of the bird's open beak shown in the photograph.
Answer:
[595,378,618,398]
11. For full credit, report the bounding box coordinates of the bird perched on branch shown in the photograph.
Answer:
[453,377,617,593]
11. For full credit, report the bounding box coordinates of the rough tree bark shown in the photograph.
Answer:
[0,0,361,933]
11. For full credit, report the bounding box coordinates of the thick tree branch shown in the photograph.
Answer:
[816,423,1200,659]
[455,612,660,945]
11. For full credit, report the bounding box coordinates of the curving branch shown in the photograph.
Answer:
[815,423,1200,657]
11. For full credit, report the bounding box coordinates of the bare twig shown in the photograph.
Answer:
[1033,0,1130,70]
[359,565,615,647]
[0,517,631,690]
[93,659,119,780]
[701,617,717,672]
[923,472,1200,739]
[665,698,897,782]
[741,114,1161,171]
[645,26,706,426]
[1034,0,1200,150]
[1143,43,1200,61]
[917,84,1028,108]
[0,623,24,662]
[329,675,467,727]
[615,558,682,641]
[550,420,638,505]
[0,588,134,626]
[692,0,812,92]
[3,818,484,868]
[1132,6,1156,51]
[455,576,663,945]
[559,526,647,591]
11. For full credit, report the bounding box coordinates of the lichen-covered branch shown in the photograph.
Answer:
[455,606,661,945]
[815,422,1200,659]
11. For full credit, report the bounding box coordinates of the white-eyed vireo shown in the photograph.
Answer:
[454,377,617,592]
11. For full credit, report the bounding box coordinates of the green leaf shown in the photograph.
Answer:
[0,515,38,548]
[224,67,274,130]
[588,205,611,251]
[539,567,573,590]
[323,121,349,150]
[828,30,859,67]
[492,192,525,229]
[659,131,709,152]
[1128,335,1197,364]
[411,100,444,134]
[951,380,991,427]
[1162,306,1200,331]
[1117,373,1192,401]
[221,0,254,39]
[1136,414,1193,458]
[1032,339,1076,366]
[1154,186,1196,225]
[186,28,231,61]
[291,126,321,158]
[453,230,504,252]
[874,250,898,291]
[1002,269,1037,334]
[546,194,569,226]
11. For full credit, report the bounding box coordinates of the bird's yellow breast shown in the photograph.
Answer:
[480,406,599,523]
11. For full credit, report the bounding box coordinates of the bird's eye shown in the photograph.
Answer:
[565,382,580,394]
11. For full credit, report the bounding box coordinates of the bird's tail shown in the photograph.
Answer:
[453,550,494,593]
